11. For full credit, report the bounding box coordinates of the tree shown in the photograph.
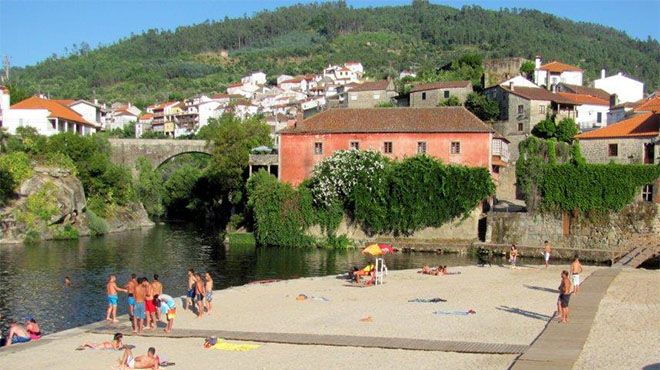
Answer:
[134,157,165,219]
[520,61,535,78]
[555,118,579,143]
[439,95,461,106]
[465,93,499,121]
[531,116,557,139]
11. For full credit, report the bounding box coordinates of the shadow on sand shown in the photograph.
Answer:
[523,284,558,293]
[496,305,553,321]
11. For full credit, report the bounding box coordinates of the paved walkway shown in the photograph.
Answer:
[509,268,620,370]
[613,245,659,268]
[90,325,527,355]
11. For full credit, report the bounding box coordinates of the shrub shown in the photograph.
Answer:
[0,168,15,206]
[39,152,78,176]
[52,224,80,240]
[0,151,33,187]
[87,209,109,236]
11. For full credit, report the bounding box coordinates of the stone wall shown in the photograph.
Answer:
[495,164,518,202]
[410,87,472,107]
[487,202,659,260]
[579,137,658,165]
[346,89,393,108]
[483,57,527,87]
[308,207,482,245]
[108,138,211,170]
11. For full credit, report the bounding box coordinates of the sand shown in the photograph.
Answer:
[573,268,660,370]
[0,264,611,369]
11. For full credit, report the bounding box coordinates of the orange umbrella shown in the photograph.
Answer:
[362,244,383,256]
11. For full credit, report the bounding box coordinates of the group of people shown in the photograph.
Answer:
[185,269,214,317]
[106,273,177,334]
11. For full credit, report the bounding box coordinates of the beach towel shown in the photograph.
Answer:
[408,298,447,303]
[210,340,261,352]
[434,309,476,316]
[296,294,330,302]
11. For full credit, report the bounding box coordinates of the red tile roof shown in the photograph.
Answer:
[115,108,137,116]
[11,96,92,125]
[52,99,75,106]
[556,93,609,106]
[348,80,391,92]
[500,86,574,104]
[539,61,582,73]
[634,96,660,113]
[575,112,658,139]
[410,81,471,93]
[280,107,493,135]
[559,83,610,101]
[211,93,230,99]
[139,113,153,120]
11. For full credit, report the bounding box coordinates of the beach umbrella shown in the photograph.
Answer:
[362,244,383,256]
[378,243,394,254]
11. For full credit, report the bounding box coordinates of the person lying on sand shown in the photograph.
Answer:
[77,332,123,350]
[419,265,446,276]
[119,347,159,369]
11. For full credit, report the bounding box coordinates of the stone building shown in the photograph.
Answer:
[346,80,396,108]
[482,57,527,87]
[409,81,472,107]
[484,85,576,160]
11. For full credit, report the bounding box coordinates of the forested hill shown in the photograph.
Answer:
[9,1,660,105]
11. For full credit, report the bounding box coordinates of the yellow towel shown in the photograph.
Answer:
[211,340,260,352]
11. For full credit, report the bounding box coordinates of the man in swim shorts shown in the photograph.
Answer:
[204,272,214,315]
[156,294,176,333]
[143,277,156,330]
[106,274,127,323]
[557,270,573,323]
[5,320,31,346]
[186,269,195,311]
[119,346,159,369]
[543,241,552,268]
[195,273,205,318]
[571,255,583,294]
[134,277,147,334]
[124,274,138,329]
[151,274,163,322]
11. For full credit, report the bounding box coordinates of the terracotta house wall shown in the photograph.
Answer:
[280,132,492,186]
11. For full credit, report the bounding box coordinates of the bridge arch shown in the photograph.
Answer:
[108,138,212,170]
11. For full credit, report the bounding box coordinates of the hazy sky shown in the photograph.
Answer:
[1,0,659,67]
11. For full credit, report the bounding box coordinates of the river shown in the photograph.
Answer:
[1,223,504,336]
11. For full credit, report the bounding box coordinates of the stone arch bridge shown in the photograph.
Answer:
[108,139,211,170]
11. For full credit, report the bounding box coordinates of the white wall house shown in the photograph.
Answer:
[0,86,10,127]
[241,72,267,86]
[556,93,610,130]
[108,109,139,131]
[4,95,98,136]
[68,100,104,128]
[499,76,539,88]
[533,57,583,88]
[594,70,644,104]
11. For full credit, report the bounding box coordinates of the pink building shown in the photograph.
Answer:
[279,107,494,186]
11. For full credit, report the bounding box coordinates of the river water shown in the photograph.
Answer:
[0,223,499,336]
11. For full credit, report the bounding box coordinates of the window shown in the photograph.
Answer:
[451,141,461,154]
[350,141,360,150]
[314,142,323,155]
[539,105,546,114]
[642,184,653,202]
[608,143,618,157]
[444,90,450,99]
[517,105,524,114]
[373,94,380,100]
[597,112,602,123]
[421,92,427,100]
[383,141,393,154]
[518,122,524,132]
[417,141,427,154]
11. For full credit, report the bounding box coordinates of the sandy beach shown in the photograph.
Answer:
[0,264,655,370]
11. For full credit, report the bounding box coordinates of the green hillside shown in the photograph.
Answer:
[8,1,660,105]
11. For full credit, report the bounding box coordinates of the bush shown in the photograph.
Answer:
[52,224,80,240]
[87,209,109,236]
[39,152,78,176]
[0,151,33,187]
[0,168,15,206]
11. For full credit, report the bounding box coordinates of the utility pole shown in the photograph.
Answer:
[2,56,9,83]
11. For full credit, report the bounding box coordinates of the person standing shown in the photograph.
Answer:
[509,244,518,267]
[143,277,156,330]
[194,273,205,318]
[106,274,127,323]
[204,272,214,315]
[151,274,163,322]
[543,241,552,268]
[124,274,138,329]
[571,256,583,294]
[186,269,196,311]
[557,270,573,323]
[133,278,146,334]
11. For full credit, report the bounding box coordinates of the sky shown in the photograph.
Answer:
[1,0,659,67]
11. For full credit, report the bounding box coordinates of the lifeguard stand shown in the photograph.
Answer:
[374,257,387,285]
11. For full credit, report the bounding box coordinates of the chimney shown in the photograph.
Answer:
[94,98,98,105]
[600,69,606,79]
[609,94,618,109]
[534,56,541,69]
[296,110,304,123]
[509,82,515,91]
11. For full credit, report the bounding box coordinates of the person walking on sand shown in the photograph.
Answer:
[143,277,157,330]
[119,346,159,369]
[133,278,147,334]
[106,274,127,323]
[194,273,205,318]
[543,241,552,268]
[151,274,163,321]
[571,255,583,294]
[557,270,573,323]
[186,269,195,311]
[124,274,138,329]
[509,244,518,267]
[204,272,214,315]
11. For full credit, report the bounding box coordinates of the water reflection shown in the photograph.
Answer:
[1,223,491,335]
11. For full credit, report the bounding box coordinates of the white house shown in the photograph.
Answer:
[240,72,267,86]
[276,75,294,85]
[0,86,10,127]
[344,61,364,78]
[533,57,583,89]
[4,95,98,136]
[67,100,104,128]
[593,70,644,104]
[108,109,139,131]
[399,70,417,79]
[499,76,539,88]
[556,92,610,130]
[279,77,308,92]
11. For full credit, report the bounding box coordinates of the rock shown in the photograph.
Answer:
[18,169,86,223]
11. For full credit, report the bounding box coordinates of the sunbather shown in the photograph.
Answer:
[77,332,123,350]
[354,263,375,283]
[119,346,159,369]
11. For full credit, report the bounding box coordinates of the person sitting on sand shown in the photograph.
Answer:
[78,332,123,350]
[354,263,375,283]
[5,320,31,346]
[25,318,41,340]
[119,346,159,369]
